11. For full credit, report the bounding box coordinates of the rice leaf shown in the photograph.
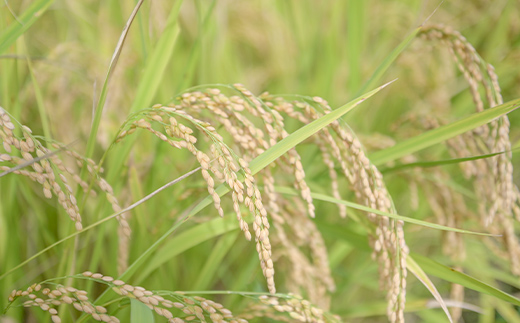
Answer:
[0,0,54,54]
[192,231,239,290]
[369,98,520,166]
[381,150,515,173]
[277,186,496,236]
[83,0,145,161]
[135,217,239,283]
[128,2,182,114]
[131,298,154,323]
[407,256,453,323]
[412,253,520,306]
[355,26,421,97]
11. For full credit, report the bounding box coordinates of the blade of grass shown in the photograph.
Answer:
[25,50,52,141]
[130,298,154,323]
[192,231,239,290]
[381,149,516,173]
[407,256,453,323]
[135,217,239,284]
[128,1,182,114]
[277,186,496,236]
[369,98,520,166]
[354,2,441,97]
[83,0,144,161]
[255,81,394,173]
[411,253,520,306]
[105,0,183,185]
[0,0,54,54]
[354,26,421,98]
[0,166,201,281]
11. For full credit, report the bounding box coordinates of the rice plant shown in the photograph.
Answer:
[1,1,520,322]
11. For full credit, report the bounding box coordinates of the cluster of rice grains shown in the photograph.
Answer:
[0,107,132,273]
[112,84,408,322]
[266,94,408,322]
[238,294,341,323]
[8,272,243,323]
[419,25,520,321]
[8,282,117,323]
[115,99,275,294]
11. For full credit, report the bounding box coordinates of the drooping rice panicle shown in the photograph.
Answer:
[421,24,520,275]
[7,272,246,323]
[114,103,277,293]
[238,293,341,323]
[262,95,408,322]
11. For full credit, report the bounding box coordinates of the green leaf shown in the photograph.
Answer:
[25,52,52,142]
[131,298,155,323]
[83,0,145,162]
[193,231,239,290]
[175,0,217,93]
[369,98,520,166]
[135,216,239,283]
[254,81,394,174]
[277,187,496,236]
[412,253,520,306]
[0,0,54,54]
[355,26,421,97]
[105,1,183,183]
[354,3,442,97]
[128,2,182,114]
[407,256,453,323]
[381,150,513,173]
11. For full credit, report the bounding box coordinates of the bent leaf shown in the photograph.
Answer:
[136,216,239,283]
[369,98,520,166]
[412,253,520,306]
[381,150,512,173]
[277,186,496,236]
[131,298,154,323]
[355,26,421,97]
[407,256,453,323]
[0,0,54,53]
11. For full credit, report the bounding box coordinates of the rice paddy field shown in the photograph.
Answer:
[1,1,520,322]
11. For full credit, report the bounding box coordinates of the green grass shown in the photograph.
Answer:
[1,1,520,322]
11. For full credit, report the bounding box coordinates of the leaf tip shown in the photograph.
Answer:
[420,1,444,27]
[381,78,398,89]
